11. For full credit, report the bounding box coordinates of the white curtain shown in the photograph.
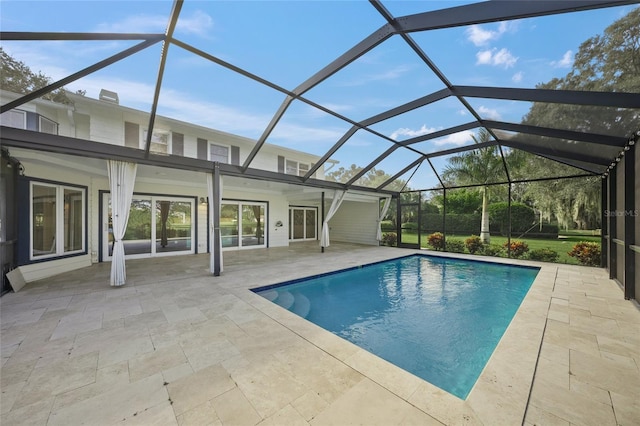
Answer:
[107,160,137,287]
[320,190,347,248]
[206,173,224,273]
[376,196,392,241]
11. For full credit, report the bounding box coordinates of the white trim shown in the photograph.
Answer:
[220,200,268,250]
[289,207,318,241]
[38,115,58,134]
[29,181,86,261]
[102,193,196,261]
[285,158,310,177]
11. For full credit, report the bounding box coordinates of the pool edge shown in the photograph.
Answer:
[241,248,555,425]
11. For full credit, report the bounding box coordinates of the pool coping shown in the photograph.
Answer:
[236,249,554,425]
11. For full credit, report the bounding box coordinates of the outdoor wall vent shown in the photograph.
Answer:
[99,89,119,104]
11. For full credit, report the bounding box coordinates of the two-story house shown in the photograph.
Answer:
[1,89,386,288]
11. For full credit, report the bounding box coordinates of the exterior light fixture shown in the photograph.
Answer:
[199,197,208,205]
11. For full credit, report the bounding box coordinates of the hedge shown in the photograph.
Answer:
[401,212,558,239]
[488,202,535,235]
[421,213,481,234]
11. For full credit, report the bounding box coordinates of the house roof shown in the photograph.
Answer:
[1,0,639,194]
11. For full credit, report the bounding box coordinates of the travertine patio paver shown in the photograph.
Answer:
[1,243,638,425]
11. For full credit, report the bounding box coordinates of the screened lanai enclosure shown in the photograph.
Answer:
[1,1,639,300]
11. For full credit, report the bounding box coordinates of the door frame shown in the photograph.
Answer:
[289,206,318,242]
[220,199,268,250]
[99,191,197,261]
[398,198,420,249]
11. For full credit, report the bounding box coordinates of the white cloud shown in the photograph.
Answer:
[476,48,518,68]
[457,109,468,116]
[270,122,346,146]
[95,10,213,37]
[477,106,501,120]
[493,48,518,68]
[465,21,517,46]
[466,25,499,46]
[512,71,524,82]
[390,124,438,141]
[176,10,214,37]
[67,77,154,106]
[95,14,169,33]
[476,50,494,65]
[3,42,131,82]
[551,50,573,68]
[434,130,475,146]
[66,74,346,147]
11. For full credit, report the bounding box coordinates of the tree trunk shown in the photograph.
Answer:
[480,186,490,243]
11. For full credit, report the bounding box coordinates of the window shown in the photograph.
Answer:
[31,182,85,260]
[210,143,230,163]
[285,159,310,177]
[0,110,58,134]
[39,115,58,134]
[143,129,170,154]
[0,110,26,129]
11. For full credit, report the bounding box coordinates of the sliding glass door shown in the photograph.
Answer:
[156,200,192,253]
[221,201,267,249]
[103,194,194,260]
[289,207,317,241]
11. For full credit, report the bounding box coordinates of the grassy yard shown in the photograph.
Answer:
[398,231,601,265]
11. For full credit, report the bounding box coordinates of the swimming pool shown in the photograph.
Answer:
[253,254,539,399]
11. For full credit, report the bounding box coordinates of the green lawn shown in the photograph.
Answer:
[398,231,601,265]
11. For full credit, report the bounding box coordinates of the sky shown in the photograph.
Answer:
[1,1,637,190]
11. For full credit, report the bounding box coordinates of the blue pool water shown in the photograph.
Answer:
[253,254,539,399]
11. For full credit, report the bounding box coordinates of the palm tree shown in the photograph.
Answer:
[441,129,505,243]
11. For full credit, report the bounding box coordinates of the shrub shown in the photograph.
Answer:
[402,222,418,231]
[504,240,529,258]
[445,239,465,253]
[568,241,601,266]
[380,220,395,232]
[528,248,559,263]
[427,232,445,251]
[483,244,504,257]
[381,232,397,247]
[465,235,483,254]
